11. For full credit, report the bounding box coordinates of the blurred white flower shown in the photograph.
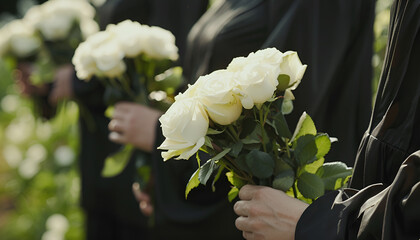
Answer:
[143,26,179,61]
[0,19,40,58]
[36,121,53,140]
[18,158,40,179]
[46,214,69,233]
[80,18,100,39]
[24,0,97,41]
[5,121,32,144]
[1,95,20,113]
[26,144,47,163]
[41,230,64,240]
[107,20,145,57]
[3,144,23,168]
[54,146,75,167]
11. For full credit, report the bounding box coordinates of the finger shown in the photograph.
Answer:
[109,131,126,144]
[235,216,253,232]
[108,119,123,132]
[139,200,154,216]
[234,200,249,217]
[132,182,142,201]
[242,231,254,240]
[238,184,260,200]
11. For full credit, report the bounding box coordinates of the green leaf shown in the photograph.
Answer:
[291,112,317,142]
[185,169,200,199]
[236,154,251,173]
[277,74,291,91]
[212,165,225,192]
[316,162,352,190]
[245,150,275,179]
[272,169,295,192]
[273,112,292,139]
[294,135,317,166]
[228,187,239,202]
[297,172,325,199]
[226,171,246,188]
[304,157,324,174]
[213,148,231,161]
[207,128,224,135]
[102,145,134,177]
[104,106,114,118]
[274,156,293,175]
[204,136,214,149]
[199,159,217,185]
[315,134,331,159]
[230,141,243,158]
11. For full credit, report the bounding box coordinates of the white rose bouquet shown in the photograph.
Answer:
[159,48,352,202]
[73,20,183,179]
[24,0,99,66]
[73,19,182,108]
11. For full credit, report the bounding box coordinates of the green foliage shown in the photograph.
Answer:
[185,169,200,199]
[102,145,134,177]
[277,74,291,91]
[316,162,353,190]
[291,112,316,142]
[245,150,275,179]
[297,172,325,199]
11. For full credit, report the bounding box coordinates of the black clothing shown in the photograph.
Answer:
[296,1,420,239]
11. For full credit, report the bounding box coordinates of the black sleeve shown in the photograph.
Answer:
[296,152,420,240]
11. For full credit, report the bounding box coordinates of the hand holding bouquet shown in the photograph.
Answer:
[159,48,352,202]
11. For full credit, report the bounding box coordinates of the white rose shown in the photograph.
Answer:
[89,31,126,78]
[158,98,209,161]
[187,70,242,125]
[279,51,307,90]
[72,41,97,80]
[107,20,145,57]
[37,14,74,41]
[24,0,97,41]
[227,48,286,109]
[142,26,179,61]
[231,62,279,109]
[80,18,99,39]
[4,20,40,58]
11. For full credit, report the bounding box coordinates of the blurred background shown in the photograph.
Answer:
[0,0,392,239]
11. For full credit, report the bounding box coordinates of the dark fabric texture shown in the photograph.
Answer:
[296,1,420,239]
[151,0,374,239]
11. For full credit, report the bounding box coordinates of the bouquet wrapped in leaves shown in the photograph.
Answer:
[158,48,352,203]
[73,19,183,184]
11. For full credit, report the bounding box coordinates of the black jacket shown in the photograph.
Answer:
[296,1,420,239]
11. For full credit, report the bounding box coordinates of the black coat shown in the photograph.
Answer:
[296,0,420,239]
